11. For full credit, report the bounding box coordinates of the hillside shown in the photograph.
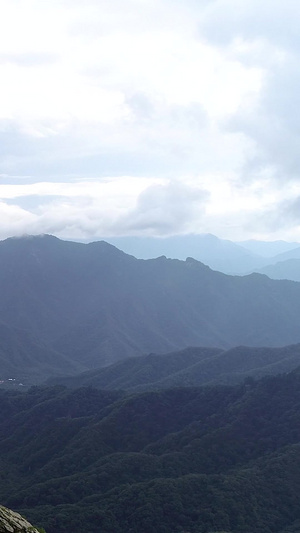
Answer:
[2,374,300,531]
[47,344,300,391]
[3,235,300,379]
[0,323,85,386]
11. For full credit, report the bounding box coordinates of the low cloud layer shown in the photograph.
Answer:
[0,179,209,240]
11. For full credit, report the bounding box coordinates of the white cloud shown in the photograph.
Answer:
[199,0,300,183]
[0,0,262,133]
[0,201,37,239]
[114,181,209,235]
[1,174,299,242]
[0,0,300,241]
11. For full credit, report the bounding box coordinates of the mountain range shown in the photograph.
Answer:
[106,233,300,277]
[2,234,300,384]
[105,233,263,273]
[257,258,300,281]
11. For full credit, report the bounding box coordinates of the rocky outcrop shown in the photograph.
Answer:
[0,506,42,533]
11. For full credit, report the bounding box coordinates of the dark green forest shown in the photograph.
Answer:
[2,372,300,532]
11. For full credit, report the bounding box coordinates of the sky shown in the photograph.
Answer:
[1,0,300,242]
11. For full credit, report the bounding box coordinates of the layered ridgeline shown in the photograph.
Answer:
[2,373,300,532]
[47,344,300,391]
[257,257,300,281]
[106,233,266,273]
[3,235,300,383]
[106,233,300,274]
[107,233,300,277]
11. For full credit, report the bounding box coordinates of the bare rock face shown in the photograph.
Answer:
[0,506,42,533]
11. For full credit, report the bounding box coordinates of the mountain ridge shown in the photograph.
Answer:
[46,343,300,391]
[3,234,300,380]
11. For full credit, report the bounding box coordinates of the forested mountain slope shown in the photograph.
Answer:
[47,344,300,391]
[2,235,300,377]
[0,323,85,384]
[2,373,300,532]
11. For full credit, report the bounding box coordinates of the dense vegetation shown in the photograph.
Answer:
[2,372,300,532]
[47,344,300,391]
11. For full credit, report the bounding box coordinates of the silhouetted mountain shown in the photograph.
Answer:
[252,246,300,282]
[106,233,265,273]
[237,239,300,257]
[3,235,300,381]
[257,258,300,282]
[272,246,300,262]
[47,343,300,391]
[107,234,300,279]
[2,373,300,532]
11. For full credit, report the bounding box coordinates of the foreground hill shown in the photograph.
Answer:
[3,235,300,378]
[47,344,300,391]
[2,373,300,532]
[0,506,43,533]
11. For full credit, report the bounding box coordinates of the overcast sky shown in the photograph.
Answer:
[0,0,300,242]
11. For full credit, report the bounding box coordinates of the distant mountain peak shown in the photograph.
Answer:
[7,233,59,241]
